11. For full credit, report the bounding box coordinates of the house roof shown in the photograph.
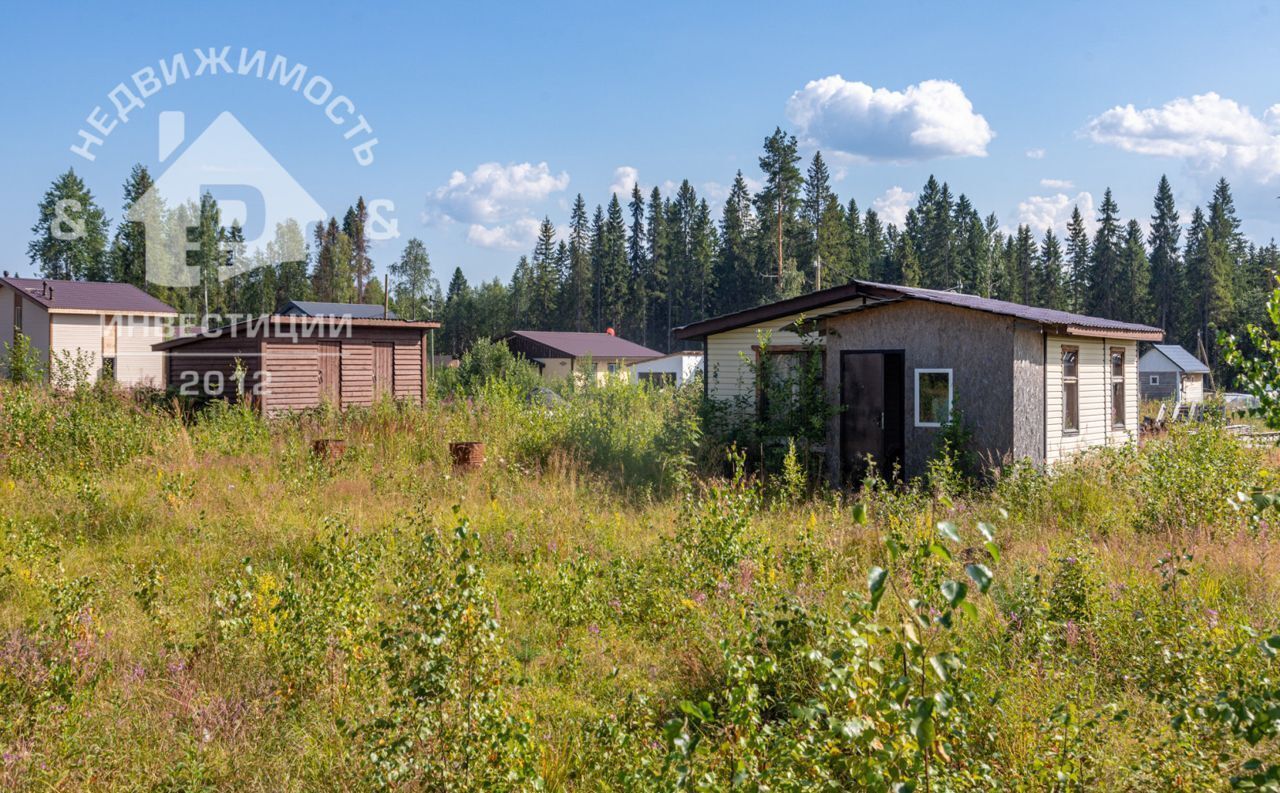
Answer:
[675,280,1163,341]
[1,277,177,315]
[504,330,662,360]
[1147,343,1210,373]
[281,300,399,319]
[153,314,439,350]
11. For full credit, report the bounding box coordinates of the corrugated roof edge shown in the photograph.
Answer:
[153,314,439,350]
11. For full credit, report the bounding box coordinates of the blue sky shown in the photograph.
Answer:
[3,1,1279,286]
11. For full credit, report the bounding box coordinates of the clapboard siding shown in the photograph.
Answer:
[340,342,375,407]
[704,298,867,408]
[49,314,103,381]
[393,341,421,402]
[114,316,168,387]
[1045,335,1138,464]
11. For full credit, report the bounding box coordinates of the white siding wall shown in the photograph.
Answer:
[115,316,169,387]
[1045,335,1139,464]
[50,314,103,382]
[1182,373,1204,404]
[704,299,866,408]
[630,354,703,385]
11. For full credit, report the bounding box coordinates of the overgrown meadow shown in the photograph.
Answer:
[1,377,1279,791]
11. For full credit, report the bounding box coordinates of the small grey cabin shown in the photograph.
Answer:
[675,281,1163,483]
[1138,344,1208,405]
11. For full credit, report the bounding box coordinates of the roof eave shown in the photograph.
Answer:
[1059,324,1163,341]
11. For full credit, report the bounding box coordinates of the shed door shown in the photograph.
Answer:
[840,351,904,484]
[373,342,394,398]
[317,341,341,405]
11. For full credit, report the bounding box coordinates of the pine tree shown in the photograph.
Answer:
[754,127,803,297]
[1065,205,1090,312]
[1148,175,1182,337]
[28,168,110,281]
[343,197,372,301]
[1088,189,1122,317]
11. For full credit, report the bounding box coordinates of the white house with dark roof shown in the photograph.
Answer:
[674,280,1164,481]
[1139,343,1209,405]
[280,300,400,320]
[502,330,662,383]
[0,277,177,386]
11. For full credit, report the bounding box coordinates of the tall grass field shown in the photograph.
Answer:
[1,379,1278,791]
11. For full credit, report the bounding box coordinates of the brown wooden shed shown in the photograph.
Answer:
[153,315,440,413]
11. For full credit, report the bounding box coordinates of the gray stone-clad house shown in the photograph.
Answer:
[673,281,1163,484]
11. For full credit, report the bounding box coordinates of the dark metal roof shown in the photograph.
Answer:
[1,277,176,314]
[504,330,662,359]
[675,280,1163,341]
[281,300,399,319]
[1149,343,1210,373]
[850,281,1164,339]
[154,315,439,350]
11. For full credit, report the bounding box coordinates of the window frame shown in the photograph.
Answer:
[1061,345,1080,435]
[1148,374,1159,386]
[754,344,823,423]
[914,368,953,428]
[1110,346,1127,430]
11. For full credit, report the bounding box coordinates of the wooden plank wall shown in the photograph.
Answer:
[261,342,320,414]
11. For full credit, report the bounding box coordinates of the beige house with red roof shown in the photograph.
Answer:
[0,277,177,387]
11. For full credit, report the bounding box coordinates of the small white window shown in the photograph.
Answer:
[1149,374,1159,385]
[915,368,953,427]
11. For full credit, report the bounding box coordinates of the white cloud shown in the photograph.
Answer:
[609,166,640,198]
[872,186,915,227]
[424,161,568,250]
[1016,191,1095,236]
[465,218,542,250]
[1085,92,1280,182]
[1040,178,1074,190]
[1025,148,1046,160]
[786,75,994,162]
[425,161,570,225]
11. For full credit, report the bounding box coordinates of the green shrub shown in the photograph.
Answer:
[2,333,43,383]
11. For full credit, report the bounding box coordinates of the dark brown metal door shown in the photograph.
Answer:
[373,343,394,398]
[317,341,341,405]
[840,351,904,484]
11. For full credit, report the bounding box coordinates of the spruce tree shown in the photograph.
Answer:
[107,164,155,288]
[864,210,887,282]
[1010,224,1037,305]
[28,168,110,281]
[1148,175,1182,337]
[441,266,473,356]
[1118,219,1152,323]
[599,195,629,332]
[565,194,593,331]
[527,217,560,328]
[1037,229,1064,309]
[627,185,648,341]
[715,172,757,314]
[1088,189,1122,317]
[1065,205,1090,312]
[893,228,921,287]
[800,151,831,287]
[816,193,849,287]
[645,187,670,349]
[846,198,869,280]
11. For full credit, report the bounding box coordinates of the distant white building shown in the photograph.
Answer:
[1,277,177,387]
[629,351,704,387]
